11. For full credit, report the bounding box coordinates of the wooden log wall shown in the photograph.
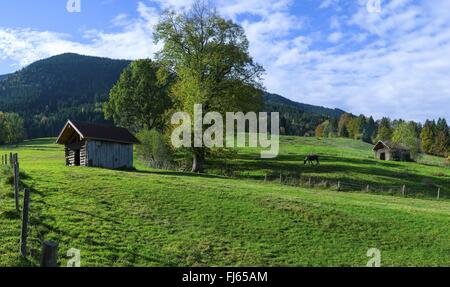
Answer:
[66,149,76,166]
[80,142,87,166]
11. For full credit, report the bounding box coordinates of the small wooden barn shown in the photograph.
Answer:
[373,140,412,161]
[56,120,140,169]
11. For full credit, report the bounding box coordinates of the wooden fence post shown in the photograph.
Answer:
[9,152,13,168]
[40,241,59,267]
[14,158,20,212]
[20,188,30,257]
[308,177,312,187]
[366,185,370,192]
[279,173,282,184]
[337,181,341,191]
[264,174,267,183]
[15,153,19,170]
[402,185,406,197]
[437,188,440,200]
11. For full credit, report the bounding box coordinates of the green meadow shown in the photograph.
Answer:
[209,136,450,198]
[0,137,449,267]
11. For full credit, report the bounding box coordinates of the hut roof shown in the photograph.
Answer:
[56,120,140,145]
[373,140,410,151]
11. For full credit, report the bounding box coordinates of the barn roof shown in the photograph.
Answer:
[56,120,140,145]
[373,140,410,151]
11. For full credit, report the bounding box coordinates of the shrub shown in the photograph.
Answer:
[136,129,174,170]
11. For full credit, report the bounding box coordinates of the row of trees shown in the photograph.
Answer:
[316,113,450,158]
[103,2,264,172]
[0,112,26,144]
[315,113,377,144]
[420,119,450,157]
[102,1,449,169]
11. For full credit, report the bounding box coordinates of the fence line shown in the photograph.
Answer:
[13,154,20,211]
[20,188,30,257]
[260,172,444,200]
[1,153,61,266]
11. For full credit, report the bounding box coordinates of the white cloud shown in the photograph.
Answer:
[150,0,193,10]
[217,0,292,19]
[327,31,343,43]
[319,0,339,9]
[0,2,160,69]
[238,0,450,121]
[330,16,341,30]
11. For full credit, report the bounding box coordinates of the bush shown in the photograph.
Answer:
[136,129,174,170]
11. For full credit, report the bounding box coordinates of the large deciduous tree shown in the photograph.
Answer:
[103,59,172,133]
[348,115,366,140]
[154,1,264,172]
[375,117,393,141]
[392,121,420,158]
[0,112,26,144]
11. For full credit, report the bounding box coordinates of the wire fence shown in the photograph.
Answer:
[211,166,446,200]
[260,172,445,200]
[1,152,59,267]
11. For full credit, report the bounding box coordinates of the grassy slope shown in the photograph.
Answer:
[0,138,449,267]
[208,136,450,198]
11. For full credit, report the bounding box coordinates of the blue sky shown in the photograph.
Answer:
[1,0,449,122]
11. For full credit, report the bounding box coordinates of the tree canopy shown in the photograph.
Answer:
[0,112,26,144]
[154,1,265,172]
[392,121,420,158]
[103,59,173,133]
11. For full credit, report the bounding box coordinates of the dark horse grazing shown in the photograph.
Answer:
[304,155,320,165]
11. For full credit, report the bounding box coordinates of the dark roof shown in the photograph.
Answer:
[56,120,140,145]
[373,140,410,151]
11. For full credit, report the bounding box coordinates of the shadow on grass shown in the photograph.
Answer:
[207,153,450,198]
[128,168,228,180]
[21,176,167,266]
[18,138,57,146]
[1,209,20,220]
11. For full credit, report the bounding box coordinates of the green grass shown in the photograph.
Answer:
[207,136,450,199]
[0,137,449,267]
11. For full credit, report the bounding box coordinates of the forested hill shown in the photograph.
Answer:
[264,93,345,136]
[0,53,345,138]
[0,73,11,81]
[264,93,345,118]
[0,53,131,138]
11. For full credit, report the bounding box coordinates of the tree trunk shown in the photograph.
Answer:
[192,149,205,173]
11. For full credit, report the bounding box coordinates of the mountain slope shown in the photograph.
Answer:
[0,53,344,138]
[0,53,131,137]
[264,93,345,118]
[0,74,11,81]
[264,93,345,136]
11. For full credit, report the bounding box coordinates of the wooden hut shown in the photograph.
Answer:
[56,120,140,169]
[373,140,412,161]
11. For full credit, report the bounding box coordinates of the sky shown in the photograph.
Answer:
[0,0,449,122]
